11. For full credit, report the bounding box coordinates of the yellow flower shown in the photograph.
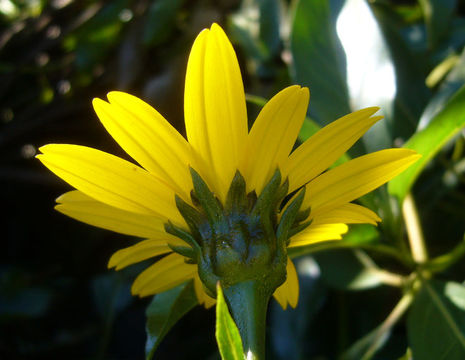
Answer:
[37,23,419,310]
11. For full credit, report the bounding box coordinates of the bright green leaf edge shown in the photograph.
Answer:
[216,283,244,360]
[389,84,465,202]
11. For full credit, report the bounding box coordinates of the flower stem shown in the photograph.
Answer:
[223,280,270,360]
[403,193,428,264]
[360,291,414,360]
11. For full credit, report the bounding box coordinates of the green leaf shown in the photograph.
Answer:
[425,235,465,273]
[388,84,465,202]
[67,0,128,70]
[230,0,282,78]
[145,281,198,360]
[290,0,351,126]
[420,48,465,128]
[419,0,457,48]
[343,292,414,360]
[142,0,184,46]
[216,283,244,360]
[313,249,384,291]
[407,279,465,360]
[91,272,132,319]
[230,0,281,60]
[397,348,413,360]
[443,281,465,311]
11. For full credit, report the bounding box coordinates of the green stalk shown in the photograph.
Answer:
[223,280,270,360]
[403,193,428,264]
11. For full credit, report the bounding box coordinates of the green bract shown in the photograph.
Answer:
[166,168,309,297]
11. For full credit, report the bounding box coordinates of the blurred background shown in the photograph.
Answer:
[2,0,465,359]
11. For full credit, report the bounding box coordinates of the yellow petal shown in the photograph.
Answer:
[184,24,248,201]
[131,253,196,297]
[109,239,179,270]
[242,86,309,194]
[273,257,299,309]
[284,107,382,192]
[311,203,381,225]
[93,92,192,200]
[55,190,174,238]
[304,149,421,213]
[37,144,184,224]
[193,274,216,309]
[289,223,349,248]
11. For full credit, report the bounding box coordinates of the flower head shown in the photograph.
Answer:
[37,23,419,310]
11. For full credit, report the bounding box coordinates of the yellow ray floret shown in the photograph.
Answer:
[284,107,382,192]
[93,92,193,200]
[55,190,172,239]
[193,275,216,309]
[38,144,184,224]
[132,253,197,297]
[273,258,299,310]
[108,239,175,271]
[184,24,248,201]
[289,223,349,248]
[241,85,309,194]
[303,149,421,214]
[311,203,382,225]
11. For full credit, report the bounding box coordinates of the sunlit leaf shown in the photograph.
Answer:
[388,84,465,202]
[420,48,465,129]
[216,283,244,360]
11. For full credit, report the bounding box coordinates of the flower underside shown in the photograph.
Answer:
[166,167,309,297]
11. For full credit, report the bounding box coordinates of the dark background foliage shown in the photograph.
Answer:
[2,0,465,359]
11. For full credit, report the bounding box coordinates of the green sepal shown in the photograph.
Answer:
[251,169,282,235]
[190,167,224,225]
[247,191,258,212]
[288,220,312,240]
[276,187,306,243]
[275,178,290,212]
[164,221,201,259]
[225,170,248,215]
[189,189,201,207]
[168,244,196,261]
[174,195,203,239]
[294,206,311,224]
